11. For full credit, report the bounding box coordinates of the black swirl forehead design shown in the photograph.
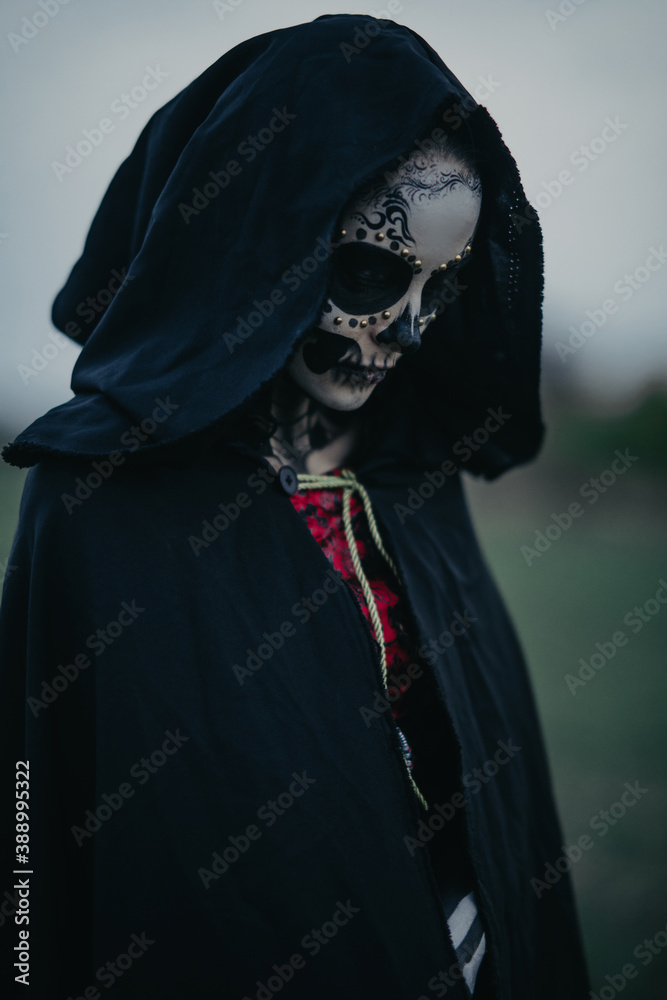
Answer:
[389,157,482,203]
[341,157,482,254]
[351,192,415,247]
[352,155,482,208]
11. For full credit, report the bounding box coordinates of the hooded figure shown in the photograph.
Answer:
[0,14,590,1000]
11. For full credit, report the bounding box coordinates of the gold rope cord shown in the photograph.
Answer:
[295,468,429,811]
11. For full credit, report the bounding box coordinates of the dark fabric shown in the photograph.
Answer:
[0,13,590,1000]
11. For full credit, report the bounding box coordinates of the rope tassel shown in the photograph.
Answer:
[296,468,429,811]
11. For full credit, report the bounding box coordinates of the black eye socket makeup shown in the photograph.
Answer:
[328,243,413,313]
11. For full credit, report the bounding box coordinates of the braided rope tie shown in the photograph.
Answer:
[296,467,429,811]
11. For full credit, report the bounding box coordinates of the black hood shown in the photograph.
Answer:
[2,13,544,477]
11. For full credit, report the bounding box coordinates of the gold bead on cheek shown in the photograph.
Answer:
[340,229,347,238]
[382,310,391,320]
[455,254,462,262]
[439,263,447,271]
[334,317,343,325]
[465,245,472,253]
[414,260,422,267]
[375,232,385,241]
[359,319,368,328]
[400,248,410,257]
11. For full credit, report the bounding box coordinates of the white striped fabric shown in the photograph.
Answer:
[442,889,487,995]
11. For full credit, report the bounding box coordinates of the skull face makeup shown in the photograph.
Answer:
[287,151,483,410]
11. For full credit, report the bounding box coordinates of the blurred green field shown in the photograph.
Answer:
[0,461,26,584]
[1,429,666,996]
[465,445,667,996]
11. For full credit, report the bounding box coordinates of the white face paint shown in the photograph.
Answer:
[287,152,483,410]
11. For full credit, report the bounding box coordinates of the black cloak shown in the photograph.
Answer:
[0,14,590,999]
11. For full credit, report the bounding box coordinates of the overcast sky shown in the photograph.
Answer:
[1,0,665,436]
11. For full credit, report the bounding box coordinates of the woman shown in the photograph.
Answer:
[0,14,590,999]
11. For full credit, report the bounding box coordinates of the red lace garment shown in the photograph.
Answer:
[288,465,418,741]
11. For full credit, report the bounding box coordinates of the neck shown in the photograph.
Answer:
[264,371,357,475]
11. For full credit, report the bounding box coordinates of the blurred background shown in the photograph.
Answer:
[1,0,665,994]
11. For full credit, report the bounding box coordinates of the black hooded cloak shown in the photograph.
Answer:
[0,14,590,999]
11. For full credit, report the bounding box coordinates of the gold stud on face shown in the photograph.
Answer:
[418,318,425,326]
[340,229,347,238]
[376,232,385,241]
[382,310,391,320]
[439,263,447,271]
[414,260,422,267]
[334,317,343,325]
[455,254,462,262]
[465,245,472,253]
[400,248,410,257]
[359,319,368,328]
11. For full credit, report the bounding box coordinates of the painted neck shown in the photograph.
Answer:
[264,370,358,475]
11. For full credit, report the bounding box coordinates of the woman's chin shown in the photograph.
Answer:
[313,382,375,411]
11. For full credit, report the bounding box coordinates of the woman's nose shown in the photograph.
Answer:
[375,307,422,354]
